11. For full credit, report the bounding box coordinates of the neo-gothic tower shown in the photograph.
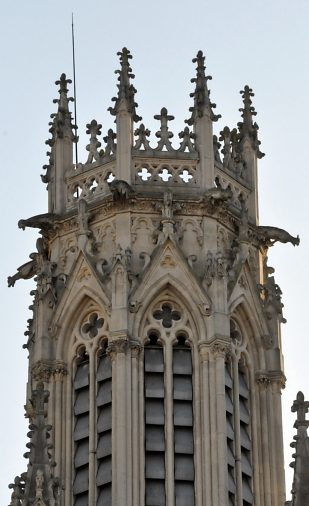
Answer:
[8,49,300,506]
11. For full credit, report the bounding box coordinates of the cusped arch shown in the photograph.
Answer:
[53,286,110,361]
[132,273,207,343]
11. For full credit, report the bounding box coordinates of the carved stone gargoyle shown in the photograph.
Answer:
[203,186,233,205]
[18,213,57,232]
[8,238,55,288]
[8,254,38,287]
[109,179,135,202]
[201,183,233,215]
[254,225,300,247]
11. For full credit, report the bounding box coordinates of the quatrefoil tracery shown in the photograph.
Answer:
[153,303,181,328]
[81,313,104,338]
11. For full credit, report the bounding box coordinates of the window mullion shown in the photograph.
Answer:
[173,340,194,506]
[225,358,236,506]
[238,364,253,506]
[165,339,175,506]
[232,355,243,506]
[73,351,90,506]
[144,339,166,505]
[96,345,112,505]
[88,349,96,505]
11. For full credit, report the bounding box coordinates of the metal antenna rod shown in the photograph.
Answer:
[71,13,78,166]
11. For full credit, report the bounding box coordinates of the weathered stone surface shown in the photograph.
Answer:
[8,48,301,506]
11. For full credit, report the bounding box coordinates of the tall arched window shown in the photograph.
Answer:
[225,320,253,506]
[173,335,194,505]
[143,301,195,506]
[96,341,112,505]
[144,333,166,505]
[72,311,111,505]
[73,348,90,506]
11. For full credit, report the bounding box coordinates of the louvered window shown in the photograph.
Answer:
[144,334,166,506]
[225,353,253,505]
[173,336,195,506]
[225,362,236,506]
[72,336,112,506]
[144,332,195,505]
[73,352,90,506]
[238,366,253,505]
[96,344,112,505]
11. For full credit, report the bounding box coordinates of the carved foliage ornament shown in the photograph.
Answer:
[31,360,67,383]
[211,341,231,358]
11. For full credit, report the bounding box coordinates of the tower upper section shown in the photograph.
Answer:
[8,48,301,506]
[42,48,264,224]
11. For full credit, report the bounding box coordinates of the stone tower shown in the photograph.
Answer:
[8,48,300,506]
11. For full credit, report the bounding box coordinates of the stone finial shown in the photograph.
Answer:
[103,128,117,156]
[154,108,175,151]
[108,47,142,122]
[219,126,246,178]
[292,391,309,429]
[53,73,74,113]
[238,85,264,158]
[219,126,233,169]
[178,126,196,152]
[45,73,77,150]
[134,123,151,150]
[86,119,103,163]
[288,392,309,506]
[186,50,221,125]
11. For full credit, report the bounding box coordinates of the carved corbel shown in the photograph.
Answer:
[31,360,67,382]
[203,186,233,210]
[130,340,143,358]
[256,372,286,390]
[211,340,232,359]
[256,371,271,388]
[107,338,129,360]
[197,303,211,317]
[109,179,135,203]
[129,300,142,313]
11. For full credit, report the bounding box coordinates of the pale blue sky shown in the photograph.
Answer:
[1,1,308,502]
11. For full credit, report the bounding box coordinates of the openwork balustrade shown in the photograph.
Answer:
[134,158,199,189]
[66,162,116,208]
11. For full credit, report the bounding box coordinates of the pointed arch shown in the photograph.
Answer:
[132,273,208,342]
[54,286,110,362]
